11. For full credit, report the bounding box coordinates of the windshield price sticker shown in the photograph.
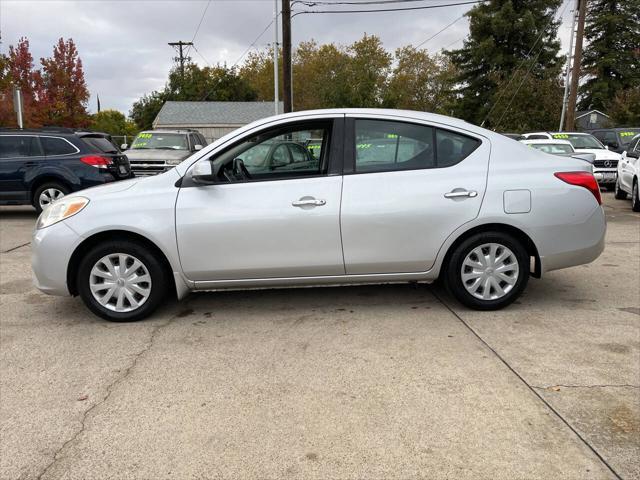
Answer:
[553,134,569,139]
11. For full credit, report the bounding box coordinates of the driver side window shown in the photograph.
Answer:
[214,123,330,182]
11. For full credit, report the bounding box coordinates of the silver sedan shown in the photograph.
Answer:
[32,109,606,321]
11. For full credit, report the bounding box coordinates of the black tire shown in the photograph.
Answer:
[632,179,640,212]
[77,240,169,321]
[32,182,70,213]
[444,232,529,310]
[614,179,627,200]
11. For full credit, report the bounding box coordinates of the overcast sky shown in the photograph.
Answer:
[0,0,574,116]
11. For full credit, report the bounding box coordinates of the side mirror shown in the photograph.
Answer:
[191,160,216,184]
[121,143,128,150]
[194,144,203,151]
[627,151,639,159]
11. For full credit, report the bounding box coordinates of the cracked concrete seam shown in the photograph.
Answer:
[533,384,640,390]
[1,242,30,254]
[33,309,183,480]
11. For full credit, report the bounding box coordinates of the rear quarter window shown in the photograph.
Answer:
[41,137,78,156]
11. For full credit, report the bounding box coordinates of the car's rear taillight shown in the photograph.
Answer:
[80,155,113,168]
[554,171,602,205]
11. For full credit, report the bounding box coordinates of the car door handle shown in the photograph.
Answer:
[444,190,478,199]
[292,198,326,207]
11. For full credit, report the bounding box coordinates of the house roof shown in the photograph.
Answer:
[153,101,283,126]
[576,109,609,119]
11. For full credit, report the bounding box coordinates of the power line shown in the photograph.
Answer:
[415,14,464,49]
[185,0,212,59]
[291,0,485,16]
[492,0,572,130]
[480,0,570,127]
[293,0,460,4]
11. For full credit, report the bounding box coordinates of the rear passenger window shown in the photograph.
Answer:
[41,137,77,156]
[0,136,42,158]
[353,120,480,173]
[355,120,434,172]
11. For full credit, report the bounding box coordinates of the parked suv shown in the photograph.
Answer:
[124,129,207,176]
[588,127,640,154]
[0,128,132,212]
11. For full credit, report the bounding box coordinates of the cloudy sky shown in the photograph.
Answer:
[0,0,574,115]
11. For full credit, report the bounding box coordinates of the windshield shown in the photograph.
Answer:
[530,143,574,154]
[551,133,603,150]
[619,129,640,146]
[131,132,188,150]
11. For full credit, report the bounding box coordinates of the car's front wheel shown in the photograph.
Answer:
[614,179,627,200]
[444,232,529,310]
[77,240,169,321]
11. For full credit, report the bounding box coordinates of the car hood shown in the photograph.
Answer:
[125,149,192,161]
[574,148,621,161]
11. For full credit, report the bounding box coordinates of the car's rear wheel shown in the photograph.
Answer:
[77,240,169,321]
[632,180,640,212]
[444,232,529,310]
[33,182,69,213]
[614,179,627,200]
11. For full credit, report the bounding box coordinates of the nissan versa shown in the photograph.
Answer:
[31,109,606,321]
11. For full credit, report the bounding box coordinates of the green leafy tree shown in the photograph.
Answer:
[342,34,391,108]
[384,47,457,113]
[579,0,640,111]
[130,63,256,130]
[608,87,640,125]
[90,109,138,137]
[448,0,563,127]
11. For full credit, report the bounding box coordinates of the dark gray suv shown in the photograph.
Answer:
[124,129,208,176]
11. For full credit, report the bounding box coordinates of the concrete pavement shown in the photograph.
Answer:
[1,194,638,479]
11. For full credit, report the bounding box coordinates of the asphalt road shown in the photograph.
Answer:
[1,193,638,480]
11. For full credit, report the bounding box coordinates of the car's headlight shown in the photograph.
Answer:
[36,196,89,229]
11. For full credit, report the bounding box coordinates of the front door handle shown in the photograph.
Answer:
[292,198,326,207]
[444,189,478,199]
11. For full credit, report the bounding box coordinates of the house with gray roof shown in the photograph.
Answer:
[152,101,283,142]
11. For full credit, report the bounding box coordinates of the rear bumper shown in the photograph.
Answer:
[540,206,606,274]
[31,221,80,296]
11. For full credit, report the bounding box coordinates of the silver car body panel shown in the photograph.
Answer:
[31,109,606,299]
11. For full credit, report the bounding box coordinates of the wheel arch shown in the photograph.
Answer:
[438,223,541,280]
[67,230,180,297]
[30,175,73,204]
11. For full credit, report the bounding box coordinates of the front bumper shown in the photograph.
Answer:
[31,221,80,296]
[593,168,617,184]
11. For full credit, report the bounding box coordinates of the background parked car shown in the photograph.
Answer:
[588,127,640,154]
[523,131,620,189]
[123,129,207,176]
[519,139,596,165]
[0,128,132,212]
[614,133,640,211]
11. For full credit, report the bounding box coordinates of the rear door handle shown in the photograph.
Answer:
[444,190,478,199]
[292,198,326,207]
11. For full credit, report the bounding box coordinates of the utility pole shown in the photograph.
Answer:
[559,0,578,131]
[273,0,280,115]
[565,0,586,131]
[168,41,193,84]
[12,86,23,129]
[282,0,292,113]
